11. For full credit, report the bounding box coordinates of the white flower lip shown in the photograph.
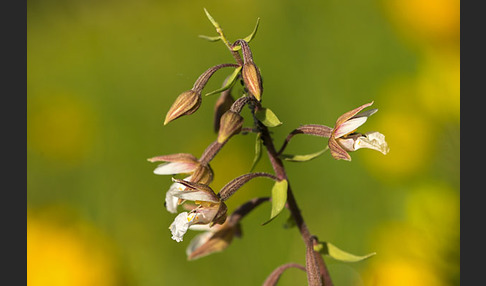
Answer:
[354,132,389,155]
[169,205,220,242]
[170,212,195,242]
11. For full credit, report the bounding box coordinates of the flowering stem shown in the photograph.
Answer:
[218,172,278,201]
[277,124,333,156]
[199,141,225,165]
[193,63,240,92]
[251,101,332,286]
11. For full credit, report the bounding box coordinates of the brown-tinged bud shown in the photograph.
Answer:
[190,164,214,185]
[213,89,235,133]
[164,90,201,125]
[186,218,241,261]
[217,110,244,143]
[242,62,263,101]
[211,202,228,226]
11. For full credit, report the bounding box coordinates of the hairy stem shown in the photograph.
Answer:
[252,101,332,286]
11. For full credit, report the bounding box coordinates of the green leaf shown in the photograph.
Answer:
[314,241,376,263]
[232,18,261,51]
[198,35,221,42]
[262,179,288,225]
[243,18,260,43]
[249,133,262,172]
[203,8,220,29]
[205,66,242,96]
[255,108,283,127]
[280,147,329,162]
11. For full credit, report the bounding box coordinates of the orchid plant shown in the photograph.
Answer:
[148,9,389,286]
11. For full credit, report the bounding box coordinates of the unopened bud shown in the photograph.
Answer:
[213,89,235,133]
[242,62,263,101]
[217,110,244,143]
[211,202,228,226]
[164,90,201,125]
[190,164,214,185]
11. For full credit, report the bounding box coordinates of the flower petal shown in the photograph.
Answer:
[186,221,235,261]
[352,108,378,119]
[153,161,198,175]
[147,153,198,163]
[171,178,220,203]
[169,212,195,242]
[354,132,390,155]
[335,101,374,127]
[328,136,351,161]
[186,231,214,257]
[174,189,220,203]
[333,117,368,138]
[165,182,186,213]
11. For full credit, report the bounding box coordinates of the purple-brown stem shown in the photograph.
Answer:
[194,92,333,285]
[251,100,332,286]
[193,63,240,92]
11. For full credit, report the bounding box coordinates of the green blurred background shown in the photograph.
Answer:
[27,0,459,285]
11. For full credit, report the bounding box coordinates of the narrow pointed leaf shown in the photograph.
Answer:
[262,179,288,225]
[255,108,283,127]
[198,35,221,42]
[314,241,376,262]
[249,133,262,172]
[205,66,242,96]
[232,18,261,51]
[203,8,220,29]
[280,147,329,162]
[243,18,260,43]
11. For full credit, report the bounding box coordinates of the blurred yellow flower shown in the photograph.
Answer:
[382,0,460,47]
[27,207,119,286]
[362,109,435,180]
[415,50,460,122]
[362,259,443,286]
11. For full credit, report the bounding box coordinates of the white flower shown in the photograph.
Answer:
[170,212,194,242]
[169,203,221,242]
[148,153,214,213]
[329,101,389,161]
[165,180,189,214]
[353,131,389,155]
[167,179,227,243]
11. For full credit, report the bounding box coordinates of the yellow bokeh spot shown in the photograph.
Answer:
[27,207,119,286]
[362,259,443,286]
[27,92,98,164]
[368,222,439,263]
[415,50,460,122]
[360,76,439,181]
[382,0,460,47]
[362,110,435,181]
